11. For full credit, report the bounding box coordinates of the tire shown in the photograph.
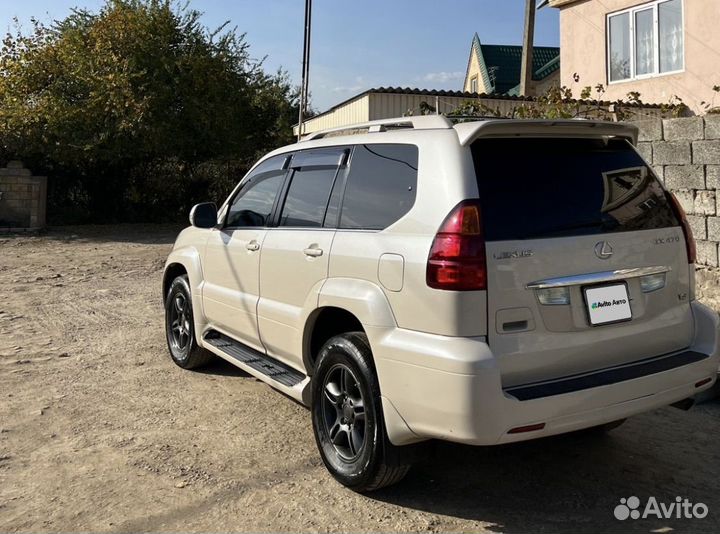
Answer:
[164,275,213,369]
[311,332,411,492]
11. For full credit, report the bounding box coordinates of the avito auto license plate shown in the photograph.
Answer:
[584,283,632,326]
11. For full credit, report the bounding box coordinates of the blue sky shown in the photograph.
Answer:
[0,0,559,111]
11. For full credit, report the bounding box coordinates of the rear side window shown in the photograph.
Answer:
[339,144,418,230]
[280,167,338,227]
[472,138,679,241]
[279,148,347,228]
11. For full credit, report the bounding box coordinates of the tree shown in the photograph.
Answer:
[0,0,299,222]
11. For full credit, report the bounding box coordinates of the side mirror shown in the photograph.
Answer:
[189,202,218,229]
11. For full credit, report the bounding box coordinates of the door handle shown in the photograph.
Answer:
[246,241,260,252]
[303,246,323,257]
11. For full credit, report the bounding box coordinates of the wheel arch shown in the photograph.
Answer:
[303,278,397,374]
[162,246,206,333]
[163,262,188,301]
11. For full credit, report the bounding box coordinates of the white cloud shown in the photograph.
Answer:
[422,71,464,83]
[331,76,366,94]
[331,85,364,93]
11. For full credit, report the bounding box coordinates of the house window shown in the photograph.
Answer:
[470,76,478,93]
[607,0,684,83]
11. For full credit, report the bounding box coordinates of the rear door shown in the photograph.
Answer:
[257,148,347,369]
[473,137,693,388]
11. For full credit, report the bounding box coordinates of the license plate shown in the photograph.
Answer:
[584,283,632,326]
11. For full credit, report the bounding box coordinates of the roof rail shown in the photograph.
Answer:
[300,115,453,141]
[446,115,510,122]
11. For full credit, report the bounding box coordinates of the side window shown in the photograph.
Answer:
[340,144,418,230]
[279,148,346,228]
[226,155,287,228]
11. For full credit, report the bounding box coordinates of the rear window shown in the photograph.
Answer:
[472,138,679,241]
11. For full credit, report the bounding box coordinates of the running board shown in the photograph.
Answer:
[204,331,305,387]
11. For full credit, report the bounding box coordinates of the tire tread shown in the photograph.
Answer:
[366,464,412,492]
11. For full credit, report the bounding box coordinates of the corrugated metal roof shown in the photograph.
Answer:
[298,87,667,127]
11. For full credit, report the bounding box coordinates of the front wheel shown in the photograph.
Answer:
[311,332,411,492]
[164,275,213,369]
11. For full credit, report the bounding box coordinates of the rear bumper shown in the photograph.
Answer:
[371,301,719,446]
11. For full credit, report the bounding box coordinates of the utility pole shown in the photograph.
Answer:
[297,0,312,141]
[519,0,536,97]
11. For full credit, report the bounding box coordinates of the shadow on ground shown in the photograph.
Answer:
[36,224,185,245]
[371,401,720,533]
[195,357,252,378]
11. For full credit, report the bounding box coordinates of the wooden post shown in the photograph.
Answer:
[519,0,536,97]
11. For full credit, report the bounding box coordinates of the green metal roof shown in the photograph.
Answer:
[506,55,561,96]
[469,34,560,95]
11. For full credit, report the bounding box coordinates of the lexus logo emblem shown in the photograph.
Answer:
[595,241,613,259]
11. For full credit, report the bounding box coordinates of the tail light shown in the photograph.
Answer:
[667,192,697,264]
[427,200,487,291]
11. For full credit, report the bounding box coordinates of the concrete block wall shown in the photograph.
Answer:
[0,161,47,230]
[632,116,720,266]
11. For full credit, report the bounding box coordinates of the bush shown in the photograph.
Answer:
[0,0,299,223]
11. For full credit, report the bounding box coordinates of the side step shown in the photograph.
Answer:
[204,331,305,387]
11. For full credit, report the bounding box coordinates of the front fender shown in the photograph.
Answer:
[163,228,209,334]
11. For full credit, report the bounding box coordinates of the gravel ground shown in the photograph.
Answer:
[0,225,719,533]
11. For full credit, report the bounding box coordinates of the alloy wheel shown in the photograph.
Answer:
[321,363,367,461]
[168,292,191,352]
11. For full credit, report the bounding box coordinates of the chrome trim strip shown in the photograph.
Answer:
[526,266,671,290]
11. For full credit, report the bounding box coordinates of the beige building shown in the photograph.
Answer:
[545,0,720,113]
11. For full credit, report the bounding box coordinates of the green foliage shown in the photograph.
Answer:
[0,0,299,222]
[448,83,654,122]
[448,74,694,122]
[701,85,720,115]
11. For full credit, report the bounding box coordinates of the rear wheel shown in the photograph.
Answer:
[165,275,213,369]
[311,332,411,492]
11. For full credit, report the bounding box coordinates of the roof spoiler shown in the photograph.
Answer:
[454,119,639,147]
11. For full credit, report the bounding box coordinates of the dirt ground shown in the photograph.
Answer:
[1,225,719,533]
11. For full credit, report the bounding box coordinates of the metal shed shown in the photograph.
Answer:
[294,87,668,136]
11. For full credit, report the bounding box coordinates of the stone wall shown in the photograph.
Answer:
[633,116,720,266]
[0,161,47,231]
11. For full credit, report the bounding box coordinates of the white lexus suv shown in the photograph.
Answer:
[163,116,719,492]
